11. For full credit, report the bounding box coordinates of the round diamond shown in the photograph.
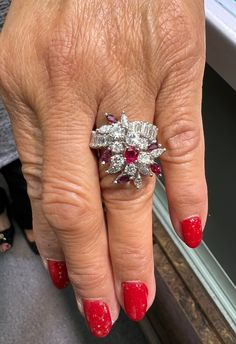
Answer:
[107,155,125,174]
[124,163,137,176]
[138,138,149,150]
[111,124,126,140]
[111,154,124,165]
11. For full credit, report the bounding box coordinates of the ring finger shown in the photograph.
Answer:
[98,84,157,321]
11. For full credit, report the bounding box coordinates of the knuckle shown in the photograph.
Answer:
[161,117,201,161]
[42,182,90,230]
[40,21,100,103]
[42,201,87,231]
[159,1,205,73]
[68,265,108,295]
[113,245,152,276]
[44,28,77,79]
[41,17,94,82]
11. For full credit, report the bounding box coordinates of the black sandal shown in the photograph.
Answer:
[0,224,15,252]
[0,187,14,252]
[20,229,39,255]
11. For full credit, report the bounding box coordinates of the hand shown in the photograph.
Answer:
[0,0,207,337]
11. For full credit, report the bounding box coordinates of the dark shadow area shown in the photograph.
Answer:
[202,64,236,284]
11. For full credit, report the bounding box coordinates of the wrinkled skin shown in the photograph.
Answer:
[0,0,207,333]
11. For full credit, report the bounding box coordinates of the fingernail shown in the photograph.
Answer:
[181,216,202,248]
[83,300,112,338]
[122,281,148,321]
[47,260,69,289]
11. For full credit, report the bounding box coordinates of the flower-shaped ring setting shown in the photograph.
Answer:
[90,112,166,189]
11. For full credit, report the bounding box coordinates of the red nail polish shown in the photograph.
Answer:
[181,216,202,248]
[47,260,69,289]
[83,300,112,338]
[122,281,148,321]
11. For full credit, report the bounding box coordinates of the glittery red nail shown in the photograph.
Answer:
[47,260,69,289]
[181,216,202,248]
[83,300,112,338]
[122,281,148,321]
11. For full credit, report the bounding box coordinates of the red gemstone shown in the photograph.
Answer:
[148,143,159,152]
[124,147,139,164]
[151,163,161,175]
[116,175,130,184]
[101,149,112,163]
[106,113,117,124]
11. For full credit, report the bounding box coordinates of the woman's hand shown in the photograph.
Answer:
[0,0,207,337]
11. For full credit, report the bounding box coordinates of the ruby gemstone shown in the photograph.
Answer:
[147,142,159,152]
[106,113,117,124]
[150,163,161,175]
[116,175,130,184]
[124,147,139,164]
[101,149,112,163]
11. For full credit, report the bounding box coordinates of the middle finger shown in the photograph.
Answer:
[99,92,157,321]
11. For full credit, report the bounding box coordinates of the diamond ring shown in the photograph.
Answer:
[90,111,166,189]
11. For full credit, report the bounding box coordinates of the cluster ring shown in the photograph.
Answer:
[90,111,166,189]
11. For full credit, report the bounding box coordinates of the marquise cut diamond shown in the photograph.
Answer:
[150,148,166,159]
[134,173,142,189]
[138,152,153,165]
[121,113,129,129]
[138,164,151,176]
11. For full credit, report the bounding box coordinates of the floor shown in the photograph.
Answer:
[0,225,148,344]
